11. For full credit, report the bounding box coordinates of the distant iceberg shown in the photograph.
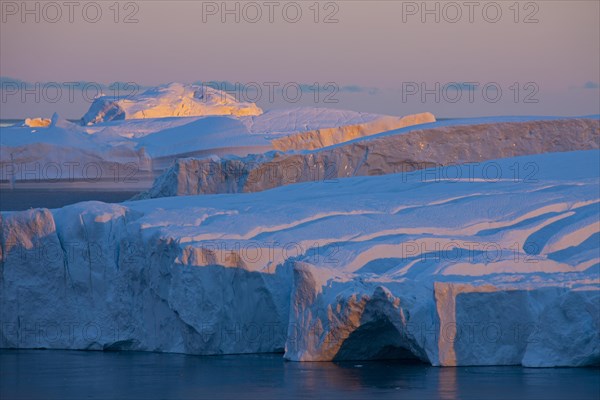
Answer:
[81,83,263,125]
[1,84,434,188]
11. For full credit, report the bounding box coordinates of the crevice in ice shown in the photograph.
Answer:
[79,214,93,293]
[351,146,370,177]
[55,223,73,288]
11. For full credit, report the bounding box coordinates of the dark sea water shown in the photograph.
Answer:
[0,189,140,211]
[1,350,598,400]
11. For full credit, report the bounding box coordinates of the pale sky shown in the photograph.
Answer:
[1,0,599,118]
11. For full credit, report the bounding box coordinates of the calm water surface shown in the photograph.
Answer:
[1,350,599,400]
[0,189,140,211]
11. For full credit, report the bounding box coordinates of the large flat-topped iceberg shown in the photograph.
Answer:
[137,117,599,198]
[242,108,435,150]
[1,150,598,366]
[81,83,264,125]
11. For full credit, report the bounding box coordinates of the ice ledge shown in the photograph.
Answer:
[1,150,599,366]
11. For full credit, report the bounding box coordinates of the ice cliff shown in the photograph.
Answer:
[136,117,600,198]
[1,150,598,367]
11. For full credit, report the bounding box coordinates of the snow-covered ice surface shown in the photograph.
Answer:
[1,150,598,367]
[136,117,599,198]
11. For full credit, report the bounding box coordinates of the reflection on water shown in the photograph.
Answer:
[439,367,457,400]
[1,350,599,400]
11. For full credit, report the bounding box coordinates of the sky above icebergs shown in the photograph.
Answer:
[1,1,599,118]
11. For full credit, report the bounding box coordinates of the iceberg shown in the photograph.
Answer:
[1,150,598,367]
[136,117,599,198]
[1,84,434,188]
[23,117,51,128]
[81,83,264,125]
